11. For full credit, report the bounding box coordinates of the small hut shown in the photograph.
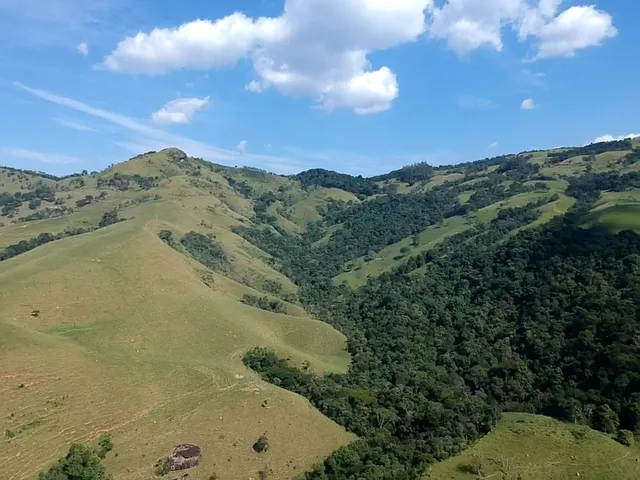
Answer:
[168,444,202,471]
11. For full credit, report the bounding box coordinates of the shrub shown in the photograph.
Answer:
[252,435,269,453]
[98,210,119,228]
[154,457,171,476]
[96,433,113,458]
[158,230,175,246]
[457,456,484,475]
[242,294,286,314]
[180,231,229,271]
[616,429,635,446]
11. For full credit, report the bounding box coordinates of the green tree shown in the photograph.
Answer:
[593,405,620,434]
[38,443,111,480]
[96,433,113,458]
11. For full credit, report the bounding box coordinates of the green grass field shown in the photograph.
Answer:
[585,204,640,232]
[0,152,355,479]
[428,413,640,480]
[584,189,640,232]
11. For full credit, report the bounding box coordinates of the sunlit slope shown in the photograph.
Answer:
[428,413,640,480]
[0,200,353,479]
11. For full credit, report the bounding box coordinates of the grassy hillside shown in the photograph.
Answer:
[3,138,640,479]
[0,150,355,479]
[428,413,640,480]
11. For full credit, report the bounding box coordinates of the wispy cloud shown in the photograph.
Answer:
[76,42,89,56]
[52,117,97,132]
[0,147,81,165]
[0,0,132,47]
[13,81,317,173]
[13,82,463,176]
[457,95,495,109]
[236,140,247,154]
[488,141,499,148]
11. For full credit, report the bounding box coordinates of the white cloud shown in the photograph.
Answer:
[99,2,617,113]
[489,141,499,148]
[245,80,267,93]
[591,133,640,144]
[76,42,89,55]
[150,97,209,125]
[429,0,523,54]
[521,97,536,110]
[530,6,617,59]
[102,14,266,74]
[102,0,432,115]
[0,147,81,165]
[52,117,96,132]
[428,0,616,59]
[237,140,247,154]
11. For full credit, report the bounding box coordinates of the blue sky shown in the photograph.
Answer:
[0,0,638,176]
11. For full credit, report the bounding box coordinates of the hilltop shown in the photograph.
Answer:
[1,137,640,479]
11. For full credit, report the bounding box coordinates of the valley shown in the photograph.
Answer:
[2,138,640,479]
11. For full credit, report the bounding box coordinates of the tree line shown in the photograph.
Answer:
[0,210,122,263]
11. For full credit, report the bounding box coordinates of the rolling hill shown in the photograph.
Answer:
[427,413,640,480]
[2,138,640,479]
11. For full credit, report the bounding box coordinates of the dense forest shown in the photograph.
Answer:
[371,162,434,184]
[294,169,380,197]
[240,160,640,478]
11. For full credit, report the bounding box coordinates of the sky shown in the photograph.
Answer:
[0,0,638,176]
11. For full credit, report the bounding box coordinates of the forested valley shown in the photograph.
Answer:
[239,145,640,479]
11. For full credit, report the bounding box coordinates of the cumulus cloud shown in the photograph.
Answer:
[102,14,268,74]
[591,133,640,144]
[530,6,617,59]
[521,97,536,110]
[100,0,616,114]
[429,0,616,58]
[102,0,432,114]
[429,0,523,54]
[236,140,247,154]
[151,97,209,125]
[76,42,89,55]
